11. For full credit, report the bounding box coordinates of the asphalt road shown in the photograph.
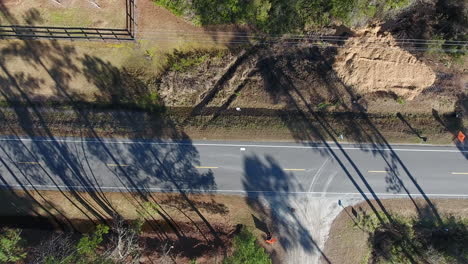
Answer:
[0,137,467,198]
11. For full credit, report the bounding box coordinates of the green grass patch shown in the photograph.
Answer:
[169,53,209,72]
[154,0,413,33]
[223,228,271,264]
[165,49,226,72]
[153,0,190,16]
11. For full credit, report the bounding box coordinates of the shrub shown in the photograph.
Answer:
[154,0,413,33]
[0,229,26,263]
[223,229,271,264]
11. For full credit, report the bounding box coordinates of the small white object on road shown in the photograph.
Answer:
[240,148,246,151]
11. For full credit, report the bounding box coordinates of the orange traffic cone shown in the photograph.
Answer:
[457,131,466,143]
[265,232,277,244]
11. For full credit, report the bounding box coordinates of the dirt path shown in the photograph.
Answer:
[258,194,362,264]
[136,0,254,48]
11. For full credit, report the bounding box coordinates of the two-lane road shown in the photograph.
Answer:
[0,137,467,198]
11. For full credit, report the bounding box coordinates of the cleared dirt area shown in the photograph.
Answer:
[333,27,436,100]
[0,0,126,28]
[323,198,468,264]
[0,0,466,146]
[0,189,282,263]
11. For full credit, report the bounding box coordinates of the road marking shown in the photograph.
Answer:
[308,157,331,192]
[2,137,467,153]
[321,171,338,196]
[240,148,246,151]
[452,172,468,175]
[17,162,40,165]
[368,170,388,173]
[1,182,468,198]
[284,169,305,171]
[196,166,218,169]
[107,164,129,167]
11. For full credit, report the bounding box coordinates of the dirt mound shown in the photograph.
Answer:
[333,27,436,100]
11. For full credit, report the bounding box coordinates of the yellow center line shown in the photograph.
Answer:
[452,172,468,175]
[368,170,388,173]
[196,166,219,169]
[17,162,40,165]
[107,164,129,167]
[284,169,306,171]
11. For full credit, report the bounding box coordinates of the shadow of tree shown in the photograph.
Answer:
[243,154,331,263]
[381,0,467,54]
[359,204,468,263]
[0,28,227,262]
[204,43,456,261]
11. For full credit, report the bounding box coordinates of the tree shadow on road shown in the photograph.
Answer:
[238,44,454,262]
[0,31,228,261]
[243,154,332,263]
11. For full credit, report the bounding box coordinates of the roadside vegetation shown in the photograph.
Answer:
[324,199,468,264]
[0,190,273,263]
[223,229,271,264]
[154,0,412,33]
[359,212,468,263]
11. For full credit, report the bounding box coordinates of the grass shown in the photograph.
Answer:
[223,228,272,264]
[0,1,125,28]
[324,199,468,264]
[0,188,276,263]
[0,104,457,144]
[0,189,259,233]
[169,53,209,72]
[47,9,93,27]
[153,0,191,17]
[153,0,413,33]
[163,48,227,73]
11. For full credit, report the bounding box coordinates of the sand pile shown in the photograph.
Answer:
[333,27,436,100]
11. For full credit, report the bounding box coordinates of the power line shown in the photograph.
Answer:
[135,29,468,45]
[134,30,468,52]
[132,31,467,53]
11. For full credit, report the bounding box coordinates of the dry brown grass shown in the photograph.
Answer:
[0,189,272,263]
[0,189,260,230]
[0,0,126,28]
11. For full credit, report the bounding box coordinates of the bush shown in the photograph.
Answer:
[154,0,413,33]
[45,225,111,264]
[363,211,468,264]
[0,228,26,263]
[223,229,271,264]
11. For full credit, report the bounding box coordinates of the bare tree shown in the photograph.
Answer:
[31,233,75,264]
[104,215,142,263]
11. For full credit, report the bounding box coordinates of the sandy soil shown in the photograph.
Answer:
[333,27,436,100]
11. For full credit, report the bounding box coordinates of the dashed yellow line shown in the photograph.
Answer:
[107,164,129,167]
[368,170,388,173]
[284,169,306,171]
[196,166,219,169]
[452,172,468,175]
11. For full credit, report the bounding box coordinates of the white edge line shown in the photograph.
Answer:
[1,183,468,197]
[0,137,467,153]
